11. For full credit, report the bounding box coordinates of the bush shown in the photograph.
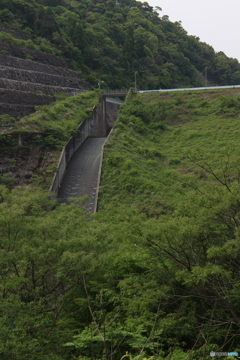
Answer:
[0,114,15,126]
[0,134,15,147]
[0,175,15,188]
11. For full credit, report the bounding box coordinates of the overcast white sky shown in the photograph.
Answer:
[147,0,240,62]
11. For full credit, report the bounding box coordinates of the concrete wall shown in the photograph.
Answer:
[50,99,107,196]
[0,89,54,105]
[0,54,84,78]
[105,99,123,127]
[0,104,36,118]
[50,97,122,202]
[0,67,85,88]
[0,50,91,117]
[0,78,83,95]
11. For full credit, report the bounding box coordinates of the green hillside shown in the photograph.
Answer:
[99,88,240,207]
[1,0,240,89]
[1,0,240,358]
[1,89,240,359]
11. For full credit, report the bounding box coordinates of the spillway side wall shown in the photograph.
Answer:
[50,100,105,197]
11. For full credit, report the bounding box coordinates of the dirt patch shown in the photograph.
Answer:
[0,146,43,185]
[0,146,60,186]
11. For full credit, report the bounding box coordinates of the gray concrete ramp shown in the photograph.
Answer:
[58,137,106,213]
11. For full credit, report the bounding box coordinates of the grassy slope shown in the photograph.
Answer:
[94,89,240,357]
[16,91,99,140]
[1,91,100,139]
[98,88,240,212]
[0,91,100,189]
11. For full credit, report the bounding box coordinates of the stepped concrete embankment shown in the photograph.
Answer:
[0,41,91,118]
[0,104,36,118]
[0,89,54,105]
[0,67,85,88]
[0,78,79,95]
[0,54,82,78]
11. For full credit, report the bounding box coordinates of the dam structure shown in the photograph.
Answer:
[51,94,124,213]
[57,137,107,213]
[0,22,125,198]
[55,85,240,213]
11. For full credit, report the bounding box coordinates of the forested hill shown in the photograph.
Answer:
[1,0,240,89]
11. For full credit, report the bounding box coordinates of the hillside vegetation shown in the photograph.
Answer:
[0,90,100,188]
[99,89,240,206]
[1,0,240,358]
[1,89,240,359]
[1,0,240,89]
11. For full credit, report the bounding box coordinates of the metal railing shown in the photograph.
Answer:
[103,88,136,96]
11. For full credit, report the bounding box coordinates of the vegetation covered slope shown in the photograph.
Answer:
[1,0,240,89]
[0,91,99,188]
[1,89,240,359]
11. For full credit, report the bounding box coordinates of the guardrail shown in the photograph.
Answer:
[138,84,240,93]
[103,88,138,96]
[103,89,129,94]
[103,84,240,96]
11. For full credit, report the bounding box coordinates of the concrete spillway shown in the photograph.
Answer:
[58,137,106,213]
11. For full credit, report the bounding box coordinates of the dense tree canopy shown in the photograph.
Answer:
[1,0,240,89]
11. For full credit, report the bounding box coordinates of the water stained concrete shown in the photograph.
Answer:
[58,137,107,213]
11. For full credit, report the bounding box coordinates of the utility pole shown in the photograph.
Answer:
[134,71,138,92]
[205,67,208,87]
[98,80,104,89]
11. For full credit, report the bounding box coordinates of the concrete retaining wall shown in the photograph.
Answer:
[50,100,106,196]
[0,89,54,105]
[106,100,123,126]
[50,97,122,208]
[0,47,91,118]
[0,67,85,88]
[0,104,36,118]
[0,78,80,95]
[0,54,84,78]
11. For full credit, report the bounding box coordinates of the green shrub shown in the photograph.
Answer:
[0,134,15,147]
[0,114,15,126]
[169,158,181,165]
[0,175,15,188]
[106,153,124,167]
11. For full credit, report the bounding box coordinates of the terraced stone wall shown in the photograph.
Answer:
[0,44,91,118]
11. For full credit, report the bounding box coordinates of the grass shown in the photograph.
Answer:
[14,90,100,147]
[0,90,100,187]
[98,88,240,212]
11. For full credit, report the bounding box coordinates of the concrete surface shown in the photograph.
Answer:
[58,137,107,213]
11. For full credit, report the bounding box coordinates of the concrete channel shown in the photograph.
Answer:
[51,95,124,213]
[57,137,107,213]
